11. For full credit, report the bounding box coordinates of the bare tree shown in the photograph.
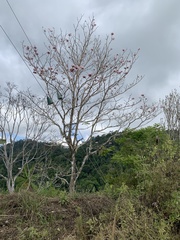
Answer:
[162,89,180,141]
[23,17,159,193]
[0,83,51,193]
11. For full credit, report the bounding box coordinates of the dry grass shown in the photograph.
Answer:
[0,189,179,239]
[0,191,113,240]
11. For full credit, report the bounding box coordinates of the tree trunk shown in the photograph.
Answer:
[69,153,76,193]
[6,163,15,194]
[7,178,15,194]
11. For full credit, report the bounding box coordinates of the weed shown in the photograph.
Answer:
[58,190,69,205]
[17,191,46,222]
[18,226,49,240]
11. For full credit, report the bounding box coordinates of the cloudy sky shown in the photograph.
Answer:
[0,0,180,125]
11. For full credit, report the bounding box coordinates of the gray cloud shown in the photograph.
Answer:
[0,0,180,108]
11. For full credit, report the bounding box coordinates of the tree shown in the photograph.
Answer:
[0,83,50,193]
[162,89,180,141]
[23,17,159,193]
[162,89,180,158]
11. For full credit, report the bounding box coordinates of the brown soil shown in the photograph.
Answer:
[0,192,114,240]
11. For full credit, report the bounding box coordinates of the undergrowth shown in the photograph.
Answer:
[0,189,179,239]
[0,158,179,239]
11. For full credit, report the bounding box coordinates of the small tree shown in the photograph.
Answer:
[23,17,159,193]
[0,83,50,193]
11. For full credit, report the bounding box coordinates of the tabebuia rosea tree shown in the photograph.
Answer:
[23,17,159,193]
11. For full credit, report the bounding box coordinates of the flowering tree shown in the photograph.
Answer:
[23,17,159,193]
[0,83,50,193]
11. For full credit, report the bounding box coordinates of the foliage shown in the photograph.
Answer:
[102,125,180,237]
[38,187,69,205]
[137,158,180,233]
[105,125,176,188]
